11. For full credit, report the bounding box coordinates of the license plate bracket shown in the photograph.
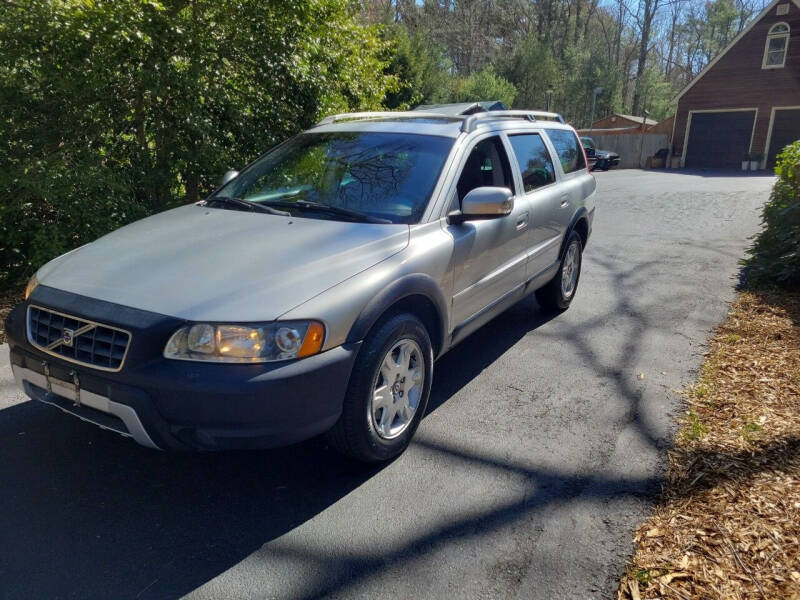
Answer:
[41,361,82,407]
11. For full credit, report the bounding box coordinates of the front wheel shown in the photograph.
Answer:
[326,313,433,462]
[535,231,583,312]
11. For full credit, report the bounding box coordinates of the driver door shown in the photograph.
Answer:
[446,134,530,328]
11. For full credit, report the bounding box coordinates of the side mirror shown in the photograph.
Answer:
[220,170,239,186]
[448,187,513,225]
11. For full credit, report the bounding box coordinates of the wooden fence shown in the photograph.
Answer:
[578,131,670,169]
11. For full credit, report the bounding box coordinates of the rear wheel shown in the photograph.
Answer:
[326,313,433,462]
[536,231,583,312]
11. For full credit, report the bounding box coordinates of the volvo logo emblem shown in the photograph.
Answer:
[62,328,75,347]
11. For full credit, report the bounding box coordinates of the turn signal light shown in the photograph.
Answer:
[298,321,325,358]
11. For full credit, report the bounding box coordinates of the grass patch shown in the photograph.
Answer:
[741,421,763,443]
[618,291,800,599]
[683,411,707,441]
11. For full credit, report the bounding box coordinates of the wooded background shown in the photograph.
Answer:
[369,0,769,122]
[0,0,769,289]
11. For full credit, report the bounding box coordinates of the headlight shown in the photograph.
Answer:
[164,321,325,363]
[24,273,38,300]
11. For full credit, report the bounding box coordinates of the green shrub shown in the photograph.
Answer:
[446,66,517,109]
[0,0,394,290]
[742,142,800,289]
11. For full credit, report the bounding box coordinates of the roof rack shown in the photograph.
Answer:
[412,101,507,115]
[314,109,566,132]
[315,111,464,127]
[460,110,565,132]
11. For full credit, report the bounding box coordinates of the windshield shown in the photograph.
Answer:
[213,132,453,224]
[580,137,595,149]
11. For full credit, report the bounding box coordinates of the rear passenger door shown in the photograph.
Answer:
[544,128,589,235]
[506,131,563,277]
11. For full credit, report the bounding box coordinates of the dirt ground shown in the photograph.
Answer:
[0,287,23,344]
[619,291,800,600]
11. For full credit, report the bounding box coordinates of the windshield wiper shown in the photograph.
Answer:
[205,196,291,216]
[259,200,391,224]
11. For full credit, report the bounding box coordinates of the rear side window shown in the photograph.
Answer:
[546,129,586,174]
[508,134,556,192]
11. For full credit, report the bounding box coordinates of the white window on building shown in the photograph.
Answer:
[763,22,790,69]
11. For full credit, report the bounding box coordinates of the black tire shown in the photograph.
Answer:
[602,165,610,171]
[535,230,583,312]
[326,313,433,462]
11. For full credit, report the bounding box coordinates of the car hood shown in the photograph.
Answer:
[595,150,619,158]
[37,204,409,322]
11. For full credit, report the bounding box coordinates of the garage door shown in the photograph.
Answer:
[767,109,800,168]
[684,111,755,168]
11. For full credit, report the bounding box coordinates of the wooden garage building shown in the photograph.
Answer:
[591,114,658,130]
[672,0,800,169]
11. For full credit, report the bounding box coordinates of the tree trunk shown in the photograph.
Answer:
[185,173,200,204]
[573,0,583,46]
[632,0,658,116]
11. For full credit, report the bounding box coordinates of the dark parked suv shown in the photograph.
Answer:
[581,136,620,171]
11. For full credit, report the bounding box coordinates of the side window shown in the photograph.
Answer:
[455,136,513,204]
[508,134,556,192]
[546,129,586,174]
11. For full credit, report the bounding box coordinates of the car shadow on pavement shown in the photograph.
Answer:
[0,296,557,600]
[426,295,558,416]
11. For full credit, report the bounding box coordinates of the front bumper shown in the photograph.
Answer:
[5,288,360,450]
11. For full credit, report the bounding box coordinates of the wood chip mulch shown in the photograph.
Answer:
[619,291,800,600]
[0,287,23,345]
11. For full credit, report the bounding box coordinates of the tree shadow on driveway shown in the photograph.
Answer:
[0,244,763,599]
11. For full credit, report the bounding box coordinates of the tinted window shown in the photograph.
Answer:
[508,134,556,192]
[215,132,453,224]
[455,136,513,201]
[546,129,586,174]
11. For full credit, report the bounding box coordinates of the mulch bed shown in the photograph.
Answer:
[618,291,800,599]
[0,287,23,345]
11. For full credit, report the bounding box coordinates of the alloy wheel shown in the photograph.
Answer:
[370,339,424,440]
[561,241,580,298]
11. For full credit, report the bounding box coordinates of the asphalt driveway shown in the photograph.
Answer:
[0,170,773,599]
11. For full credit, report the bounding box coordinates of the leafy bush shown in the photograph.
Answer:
[380,24,452,110]
[447,66,517,109]
[742,142,800,289]
[0,0,394,289]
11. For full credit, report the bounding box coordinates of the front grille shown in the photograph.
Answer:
[27,305,131,371]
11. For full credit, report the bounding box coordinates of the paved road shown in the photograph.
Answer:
[0,170,772,599]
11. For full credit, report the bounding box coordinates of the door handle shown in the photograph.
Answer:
[559,195,570,208]
[516,211,529,230]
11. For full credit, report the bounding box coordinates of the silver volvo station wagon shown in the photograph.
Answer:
[6,107,596,462]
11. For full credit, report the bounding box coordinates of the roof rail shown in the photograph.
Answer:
[461,110,565,132]
[314,109,566,132]
[315,111,464,127]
